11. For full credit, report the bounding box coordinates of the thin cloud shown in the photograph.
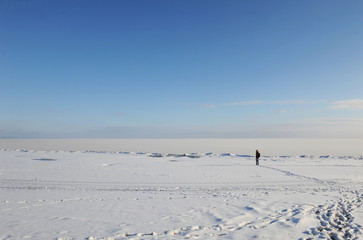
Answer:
[228,100,263,106]
[201,104,217,109]
[226,99,326,106]
[331,99,363,111]
[200,99,326,109]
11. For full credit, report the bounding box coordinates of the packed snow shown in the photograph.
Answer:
[0,147,362,239]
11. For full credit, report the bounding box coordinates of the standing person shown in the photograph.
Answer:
[256,150,260,166]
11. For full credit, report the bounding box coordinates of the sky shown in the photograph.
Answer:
[1,0,363,138]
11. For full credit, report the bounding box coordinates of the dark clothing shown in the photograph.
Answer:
[256,151,260,165]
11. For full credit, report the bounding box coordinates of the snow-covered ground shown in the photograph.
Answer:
[0,148,362,240]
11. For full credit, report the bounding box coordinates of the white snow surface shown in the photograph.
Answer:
[0,149,362,240]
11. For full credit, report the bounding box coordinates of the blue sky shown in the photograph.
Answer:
[1,0,363,138]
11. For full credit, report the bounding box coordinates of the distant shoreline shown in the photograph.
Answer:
[1,138,363,156]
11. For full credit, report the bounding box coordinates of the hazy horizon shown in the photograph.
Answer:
[1,138,363,156]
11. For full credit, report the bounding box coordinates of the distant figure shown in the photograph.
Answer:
[256,150,260,165]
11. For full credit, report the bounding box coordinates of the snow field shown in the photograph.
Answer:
[0,149,362,239]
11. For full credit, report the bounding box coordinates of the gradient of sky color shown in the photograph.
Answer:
[1,0,363,138]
